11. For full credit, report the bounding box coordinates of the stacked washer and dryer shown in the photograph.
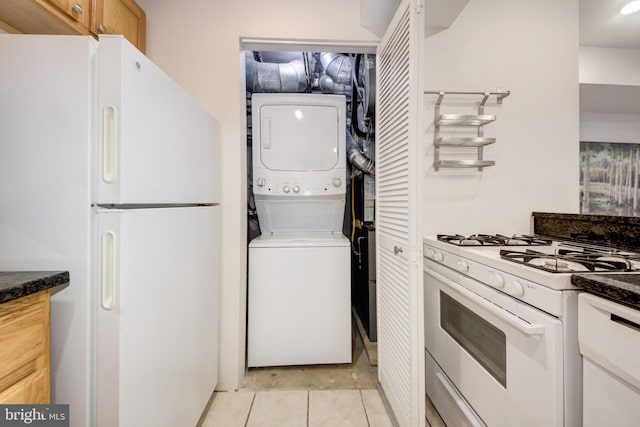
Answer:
[247,93,352,367]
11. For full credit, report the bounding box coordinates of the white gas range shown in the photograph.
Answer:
[423,234,640,427]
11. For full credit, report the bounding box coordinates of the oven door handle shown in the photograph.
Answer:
[438,270,546,337]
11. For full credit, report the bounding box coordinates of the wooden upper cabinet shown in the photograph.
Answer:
[92,0,146,53]
[47,0,91,30]
[0,0,89,35]
[0,0,146,53]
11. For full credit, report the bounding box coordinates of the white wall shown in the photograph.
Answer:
[580,47,640,86]
[136,0,379,391]
[579,47,640,144]
[581,112,640,143]
[423,0,580,235]
[360,0,399,36]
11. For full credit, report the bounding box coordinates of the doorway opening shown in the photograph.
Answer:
[240,40,379,389]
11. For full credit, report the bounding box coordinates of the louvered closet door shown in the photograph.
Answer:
[376,0,425,426]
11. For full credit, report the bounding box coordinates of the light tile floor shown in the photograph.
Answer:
[201,389,448,427]
[200,316,446,426]
[242,322,377,391]
[201,389,394,427]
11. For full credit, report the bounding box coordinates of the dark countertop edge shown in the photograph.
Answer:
[531,211,640,252]
[532,211,640,225]
[0,271,70,304]
[572,273,640,310]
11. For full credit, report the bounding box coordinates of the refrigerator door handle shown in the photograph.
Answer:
[103,105,117,183]
[101,230,117,310]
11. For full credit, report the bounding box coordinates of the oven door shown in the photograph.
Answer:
[424,263,564,427]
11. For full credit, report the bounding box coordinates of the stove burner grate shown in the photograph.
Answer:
[499,249,639,273]
[437,234,552,246]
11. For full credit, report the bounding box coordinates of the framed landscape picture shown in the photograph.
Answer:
[580,141,640,216]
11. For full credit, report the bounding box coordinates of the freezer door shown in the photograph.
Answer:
[97,36,220,204]
[96,206,219,427]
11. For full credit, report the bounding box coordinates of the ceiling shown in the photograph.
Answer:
[580,0,640,48]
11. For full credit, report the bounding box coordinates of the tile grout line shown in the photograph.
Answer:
[359,389,373,427]
[243,392,257,427]
[306,390,310,427]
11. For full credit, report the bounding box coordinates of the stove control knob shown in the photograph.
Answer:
[505,280,524,297]
[456,260,469,273]
[283,185,290,193]
[490,272,505,289]
[293,185,300,193]
[426,248,443,262]
[256,178,265,187]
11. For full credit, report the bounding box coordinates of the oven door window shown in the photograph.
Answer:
[440,291,507,387]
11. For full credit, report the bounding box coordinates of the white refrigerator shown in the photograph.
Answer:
[0,34,220,427]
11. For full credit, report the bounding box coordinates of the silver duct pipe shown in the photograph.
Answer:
[318,75,352,96]
[320,52,352,86]
[319,53,353,95]
[258,51,304,63]
[347,131,375,176]
[245,51,308,93]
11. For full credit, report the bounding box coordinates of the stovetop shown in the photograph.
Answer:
[425,234,640,294]
[435,234,640,274]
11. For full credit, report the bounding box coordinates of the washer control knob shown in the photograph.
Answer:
[505,280,524,297]
[256,178,265,187]
[456,260,469,273]
[333,178,342,187]
[490,272,505,289]
[293,185,300,193]
[283,185,290,193]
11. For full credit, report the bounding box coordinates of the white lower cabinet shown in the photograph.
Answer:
[579,293,640,427]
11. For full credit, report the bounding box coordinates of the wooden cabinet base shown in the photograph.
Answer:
[0,369,49,404]
[0,291,51,404]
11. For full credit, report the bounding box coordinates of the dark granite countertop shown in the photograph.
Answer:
[532,212,640,252]
[571,273,640,310]
[0,271,69,304]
